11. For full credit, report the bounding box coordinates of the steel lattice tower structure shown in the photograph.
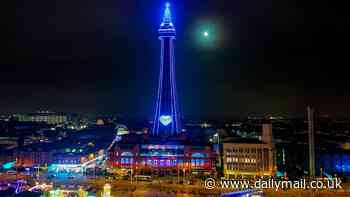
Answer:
[152,3,181,136]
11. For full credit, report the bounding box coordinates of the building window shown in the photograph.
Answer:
[121,152,134,157]
[121,158,133,164]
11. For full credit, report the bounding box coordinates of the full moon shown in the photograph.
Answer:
[203,31,209,37]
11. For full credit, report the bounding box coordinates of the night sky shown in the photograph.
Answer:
[1,0,350,119]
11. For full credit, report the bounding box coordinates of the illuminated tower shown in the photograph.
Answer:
[152,3,181,136]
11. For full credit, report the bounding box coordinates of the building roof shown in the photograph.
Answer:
[223,137,264,144]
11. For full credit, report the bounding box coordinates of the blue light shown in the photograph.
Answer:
[320,154,350,174]
[152,2,180,135]
[162,3,173,24]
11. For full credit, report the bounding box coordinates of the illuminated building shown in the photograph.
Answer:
[16,143,52,167]
[320,153,350,176]
[152,2,181,136]
[222,122,276,177]
[17,151,51,168]
[14,111,72,125]
[108,136,215,176]
[108,3,215,176]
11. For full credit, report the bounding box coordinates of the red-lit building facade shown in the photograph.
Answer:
[13,143,53,167]
[108,135,216,176]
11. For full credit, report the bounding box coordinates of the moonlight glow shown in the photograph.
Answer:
[195,22,222,48]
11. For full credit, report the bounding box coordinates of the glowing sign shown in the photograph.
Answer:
[160,115,172,126]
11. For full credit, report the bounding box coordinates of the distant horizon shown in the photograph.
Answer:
[3,110,350,121]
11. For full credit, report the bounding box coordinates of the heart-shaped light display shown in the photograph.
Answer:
[160,115,172,126]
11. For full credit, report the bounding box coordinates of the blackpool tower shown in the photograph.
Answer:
[152,3,181,136]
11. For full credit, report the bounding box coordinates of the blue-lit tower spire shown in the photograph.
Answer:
[152,3,181,136]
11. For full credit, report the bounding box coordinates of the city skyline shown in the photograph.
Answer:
[1,0,350,118]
